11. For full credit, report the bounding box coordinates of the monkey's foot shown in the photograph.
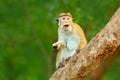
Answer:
[65,57,71,61]
[57,63,64,69]
[76,48,81,54]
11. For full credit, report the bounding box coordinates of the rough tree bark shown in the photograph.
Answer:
[91,46,120,80]
[50,8,120,80]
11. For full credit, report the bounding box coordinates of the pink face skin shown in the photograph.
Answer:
[57,16,73,31]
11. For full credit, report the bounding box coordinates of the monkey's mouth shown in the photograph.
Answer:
[62,24,72,32]
[63,24,69,28]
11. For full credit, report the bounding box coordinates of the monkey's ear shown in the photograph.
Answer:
[72,18,75,21]
[56,18,59,22]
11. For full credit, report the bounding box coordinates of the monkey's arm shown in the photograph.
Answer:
[52,41,65,50]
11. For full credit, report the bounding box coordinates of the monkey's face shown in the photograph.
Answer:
[57,16,74,32]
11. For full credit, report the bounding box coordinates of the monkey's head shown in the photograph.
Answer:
[57,13,74,32]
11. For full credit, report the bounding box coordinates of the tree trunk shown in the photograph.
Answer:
[50,8,120,80]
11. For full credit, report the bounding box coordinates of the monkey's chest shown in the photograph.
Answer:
[60,36,80,61]
[64,36,80,49]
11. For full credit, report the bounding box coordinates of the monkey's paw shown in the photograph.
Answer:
[65,57,71,61]
[76,48,81,54]
[52,43,58,50]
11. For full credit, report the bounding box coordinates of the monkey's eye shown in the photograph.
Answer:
[56,18,59,22]
[63,18,65,20]
[67,18,70,20]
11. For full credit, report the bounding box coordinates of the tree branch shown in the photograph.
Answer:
[50,8,120,80]
[91,46,120,80]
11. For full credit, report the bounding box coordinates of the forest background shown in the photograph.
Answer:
[0,0,120,80]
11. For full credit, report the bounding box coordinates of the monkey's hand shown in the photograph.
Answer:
[52,41,65,50]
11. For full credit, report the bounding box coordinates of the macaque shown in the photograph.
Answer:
[52,13,87,69]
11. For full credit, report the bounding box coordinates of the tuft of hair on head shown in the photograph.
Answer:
[59,13,72,18]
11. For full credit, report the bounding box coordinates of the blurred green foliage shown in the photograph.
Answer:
[0,0,120,80]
